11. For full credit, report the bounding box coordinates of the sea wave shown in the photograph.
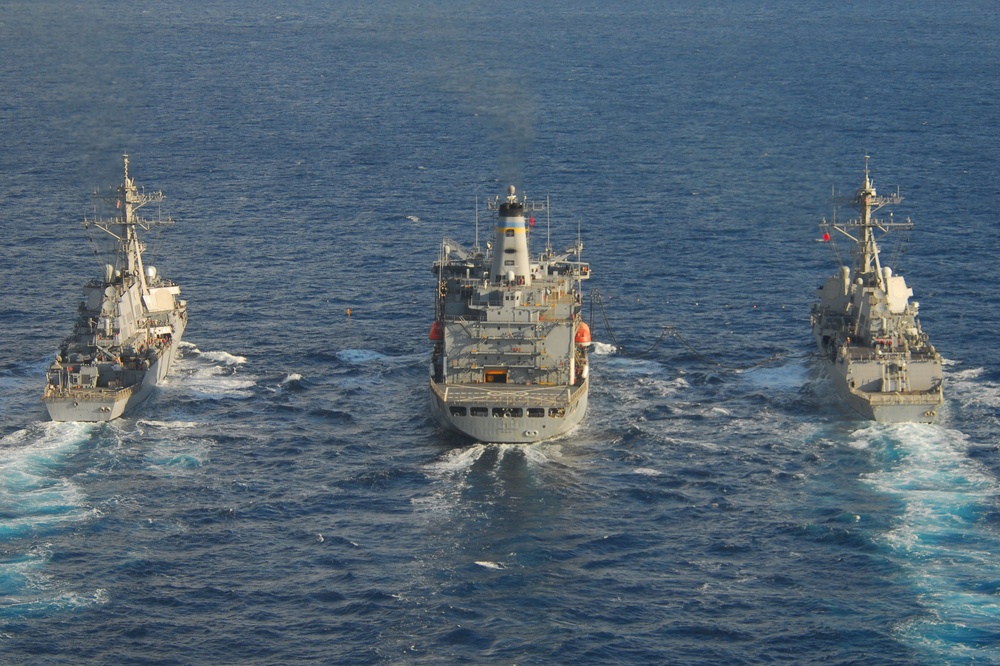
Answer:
[0,423,98,616]
[862,424,1000,662]
[186,347,248,366]
[336,349,392,364]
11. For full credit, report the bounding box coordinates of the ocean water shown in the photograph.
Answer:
[2,0,1000,663]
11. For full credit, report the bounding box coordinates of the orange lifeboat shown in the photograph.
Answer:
[429,320,444,341]
[575,322,592,347]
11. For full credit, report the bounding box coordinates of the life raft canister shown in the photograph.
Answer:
[575,322,592,347]
[429,320,444,341]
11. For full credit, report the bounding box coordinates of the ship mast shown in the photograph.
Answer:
[822,157,909,291]
[85,154,172,294]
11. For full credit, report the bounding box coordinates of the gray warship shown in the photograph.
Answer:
[811,160,943,423]
[429,186,592,443]
[43,155,187,421]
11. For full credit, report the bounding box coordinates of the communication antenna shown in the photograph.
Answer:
[474,193,480,253]
[546,193,552,255]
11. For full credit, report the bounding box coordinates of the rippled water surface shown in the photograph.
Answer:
[2,1,999,663]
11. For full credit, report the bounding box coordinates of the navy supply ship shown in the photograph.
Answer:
[429,186,592,443]
[811,160,942,423]
[43,155,187,421]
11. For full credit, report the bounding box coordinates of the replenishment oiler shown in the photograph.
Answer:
[429,185,592,443]
[811,160,943,423]
[43,155,187,421]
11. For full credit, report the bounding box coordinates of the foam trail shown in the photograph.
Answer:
[0,423,94,533]
[281,373,303,386]
[861,424,1000,661]
[590,341,617,356]
[137,419,201,429]
[180,342,248,366]
[0,423,100,617]
[197,350,248,366]
[740,362,809,391]
[519,442,557,467]
[427,442,557,477]
[0,423,94,538]
[144,437,210,473]
[475,560,506,570]
[416,442,561,517]
[426,444,490,476]
[174,346,256,399]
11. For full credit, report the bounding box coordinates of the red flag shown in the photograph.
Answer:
[529,216,535,227]
[822,232,830,242]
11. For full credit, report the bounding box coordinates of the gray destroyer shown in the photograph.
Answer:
[429,186,592,443]
[811,161,942,423]
[43,155,187,421]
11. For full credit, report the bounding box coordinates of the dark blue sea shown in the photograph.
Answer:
[2,1,1000,663]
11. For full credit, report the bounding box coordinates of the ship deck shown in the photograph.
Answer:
[840,346,939,363]
[431,382,578,407]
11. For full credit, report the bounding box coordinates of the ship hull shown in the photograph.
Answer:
[43,319,185,422]
[810,164,944,425]
[44,380,150,422]
[429,378,588,443]
[819,343,942,424]
[44,155,188,423]
[429,186,592,444]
